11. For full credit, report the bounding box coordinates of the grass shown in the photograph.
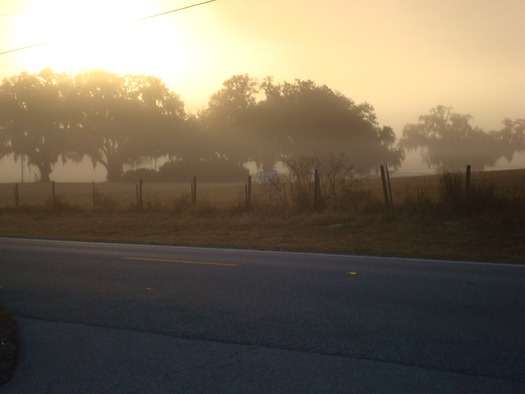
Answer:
[0,206,524,264]
[0,169,524,264]
[0,169,524,263]
[2,168,524,209]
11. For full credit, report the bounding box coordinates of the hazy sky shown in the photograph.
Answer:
[1,0,523,136]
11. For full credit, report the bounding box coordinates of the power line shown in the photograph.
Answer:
[0,0,218,56]
[130,0,216,23]
[0,41,49,56]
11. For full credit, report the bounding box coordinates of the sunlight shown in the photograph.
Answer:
[8,0,208,78]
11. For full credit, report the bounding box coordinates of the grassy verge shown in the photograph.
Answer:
[0,207,524,264]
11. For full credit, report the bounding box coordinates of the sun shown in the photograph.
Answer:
[5,0,207,79]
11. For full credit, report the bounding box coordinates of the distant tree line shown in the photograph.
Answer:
[0,69,523,182]
[400,106,525,170]
[0,69,188,182]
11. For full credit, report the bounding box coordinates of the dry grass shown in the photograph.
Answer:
[0,182,247,210]
[0,169,523,210]
[0,207,524,264]
[0,169,524,264]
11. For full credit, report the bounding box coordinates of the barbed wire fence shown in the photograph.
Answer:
[0,164,524,213]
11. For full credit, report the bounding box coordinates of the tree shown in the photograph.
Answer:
[257,78,403,172]
[498,118,525,162]
[0,69,74,182]
[399,106,507,170]
[202,75,404,173]
[72,71,186,181]
[201,74,259,167]
[0,85,15,159]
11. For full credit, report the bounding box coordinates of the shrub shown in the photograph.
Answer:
[439,171,465,212]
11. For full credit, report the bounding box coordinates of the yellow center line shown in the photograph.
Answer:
[124,257,239,267]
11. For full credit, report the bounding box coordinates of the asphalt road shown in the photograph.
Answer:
[0,237,524,393]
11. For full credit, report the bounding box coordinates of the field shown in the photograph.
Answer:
[1,168,524,210]
[0,169,524,265]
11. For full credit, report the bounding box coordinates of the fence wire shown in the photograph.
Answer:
[0,167,524,211]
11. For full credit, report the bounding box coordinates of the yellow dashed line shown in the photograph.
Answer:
[124,257,239,267]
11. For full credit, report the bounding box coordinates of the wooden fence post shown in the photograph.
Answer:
[465,165,472,197]
[380,165,391,210]
[136,184,140,210]
[14,183,19,208]
[245,175,252,210]
[386,164,394,208]
[191,176,197,205]
[314,168,321,210]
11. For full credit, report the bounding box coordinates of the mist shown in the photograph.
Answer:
[0,70,523,183]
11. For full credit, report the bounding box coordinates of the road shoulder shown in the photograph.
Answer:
[2,316,524,393]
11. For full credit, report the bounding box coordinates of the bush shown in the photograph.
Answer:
[282,154,377,212]
[439,171,465,211]
[436,170,521,216]
[158,158,249,182]
[120,168,159,182]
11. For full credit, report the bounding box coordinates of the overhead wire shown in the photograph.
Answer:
[130,0,216,23]
[0,0,218,56]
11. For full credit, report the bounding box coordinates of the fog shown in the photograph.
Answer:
[1,1,524,182]
[0,155,106,183]
[1,1,524,135]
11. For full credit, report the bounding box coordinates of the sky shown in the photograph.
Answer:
[0,0,524,180]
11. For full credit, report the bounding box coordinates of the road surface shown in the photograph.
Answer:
[0,237,524,393]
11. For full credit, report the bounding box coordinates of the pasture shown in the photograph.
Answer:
[0,168,523,211]
[0,168,524,264]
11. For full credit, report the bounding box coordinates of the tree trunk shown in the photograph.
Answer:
[36,162,52,182]
[105,158,123,182]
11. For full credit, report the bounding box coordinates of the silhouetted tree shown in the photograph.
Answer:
[400,106,507,170]
[201,74,259,167]
[72,71,186,181]
[498,118,525,162]
[0,69,74,181]
[0,86,14,159]
[258,78,403,172]
[202,75,403,173]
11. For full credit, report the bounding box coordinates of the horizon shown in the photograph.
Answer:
[1,0,523,133]
[1,0,524,182]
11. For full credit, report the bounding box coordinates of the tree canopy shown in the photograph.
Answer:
[399,106,524,170]
[0,69,74,182]
[71,70,187,180]
[0,69,189,181]
[2,70,522,182]
[202,75,404,173]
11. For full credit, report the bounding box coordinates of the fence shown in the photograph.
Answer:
[0,180,250,211]
[0,166,524,212]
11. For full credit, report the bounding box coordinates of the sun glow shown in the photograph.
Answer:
[6,0,211,79]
